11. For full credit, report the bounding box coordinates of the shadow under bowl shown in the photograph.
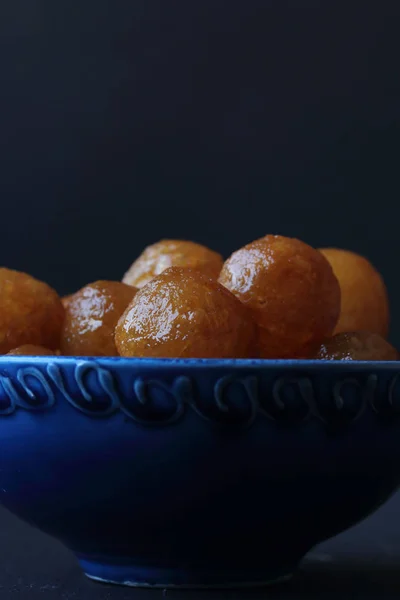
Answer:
[0,356,399,588]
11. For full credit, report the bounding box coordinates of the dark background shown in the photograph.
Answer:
[0,2,399,338]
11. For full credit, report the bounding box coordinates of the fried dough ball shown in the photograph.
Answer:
[319,248,389,338]
[0,268,64,354]
[62,294,74,309]
[315,332,398,361]
[115,267,256,358]
[122,239,223,288]
[218,235,341,358]
[61,281,137,356]
[7,345,55,356]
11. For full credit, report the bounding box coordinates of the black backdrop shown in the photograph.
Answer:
[0,2,399,340]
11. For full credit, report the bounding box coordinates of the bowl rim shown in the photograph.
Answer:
[0,356,399,371]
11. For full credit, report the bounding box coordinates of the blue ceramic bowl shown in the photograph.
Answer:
[0,356,400,588]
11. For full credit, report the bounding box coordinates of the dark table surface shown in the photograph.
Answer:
[2,492,400,600]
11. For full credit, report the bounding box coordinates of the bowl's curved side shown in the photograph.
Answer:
[0,357,400,587]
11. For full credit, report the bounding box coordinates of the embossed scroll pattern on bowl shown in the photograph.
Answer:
[0,360,398,427]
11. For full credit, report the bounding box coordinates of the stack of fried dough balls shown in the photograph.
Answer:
[0,237,397,360]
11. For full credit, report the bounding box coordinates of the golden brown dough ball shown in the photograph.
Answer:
[0,268,64,354]
[219,235,341,358]
[61,281,137,356]
[62,294,74,309]
[122,239,223,288]
[315,331,398,361]
[7,345,55,356]
[115,267,256,358]
[319,248,389,338]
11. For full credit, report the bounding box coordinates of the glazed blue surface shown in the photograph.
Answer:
[0,356,400,588]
